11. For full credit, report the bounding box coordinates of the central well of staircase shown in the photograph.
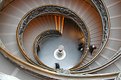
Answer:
[16,5,90,70]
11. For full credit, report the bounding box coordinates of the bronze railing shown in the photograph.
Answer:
[16,5,90,71]
[71,0,110,71]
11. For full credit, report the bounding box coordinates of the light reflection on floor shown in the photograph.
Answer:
[38,35,82,69]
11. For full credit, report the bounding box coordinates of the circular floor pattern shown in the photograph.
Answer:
[54,45,66,61]
[38,35,82,69]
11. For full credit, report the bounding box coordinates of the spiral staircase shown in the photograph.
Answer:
[0,0,121,80]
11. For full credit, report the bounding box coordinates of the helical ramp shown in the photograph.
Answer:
[0,0,121,80]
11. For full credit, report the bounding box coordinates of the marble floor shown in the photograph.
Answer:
[38,35,82,69]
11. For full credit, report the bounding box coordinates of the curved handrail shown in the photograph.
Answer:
[71,47,121,74]
[0,0,120,79]
[0,0,14,11]
[0,0,119,79]
[16,5,90,71]
[0,46,119,80]
[33,30,62,70]
[71,0,110,71]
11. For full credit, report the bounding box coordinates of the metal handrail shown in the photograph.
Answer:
[0,0,120,79]
[70,0,110,71]
[0,46,120,80]
[16,5,90,72]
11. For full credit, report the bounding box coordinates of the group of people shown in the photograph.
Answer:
[54,43,97,69]
[78,42,97,55]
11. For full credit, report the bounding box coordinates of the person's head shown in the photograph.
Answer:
[92,45,95,48]
[92,45,96,49]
